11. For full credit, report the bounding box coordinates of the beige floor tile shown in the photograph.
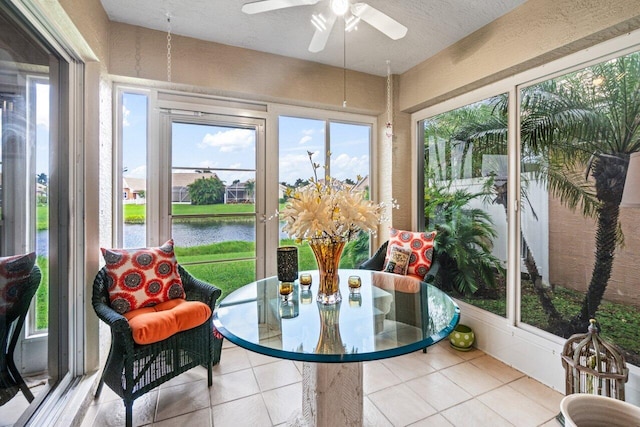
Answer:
[380,350,436,382]
[91,390,158,427]
[221,339,237,350]
[79,403,101,427]
[508,376,564,413]
[443,345,484,361]
[155,378,210,422]
[0,393,31,426]
[151,407,211,426]
[261,382,302,425]
[93,383,121,405]
[409,413,454,426]
[363,361,402,394]
[210,367,261,406]
[478,384,556,427]
[211,394,272,427]
[470,355,525,383]
[423,347,466,370]
[440,361,503,396]
[539,417,563,426]
[253,360,301,391]
[441,399,512,427]
[406,371,473,411]
[158,365,208,389]
[363,396,393,427]
[248,350,281,367]
[213,346,253,375]
[368,383,437,426]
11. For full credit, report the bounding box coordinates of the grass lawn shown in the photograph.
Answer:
[460,279,640,366]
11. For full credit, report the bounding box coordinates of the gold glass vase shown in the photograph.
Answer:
[309,239,346,304]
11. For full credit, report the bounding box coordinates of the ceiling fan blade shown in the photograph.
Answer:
[350,2,407,40]
[242,0,321,15]
[308,14,336,52]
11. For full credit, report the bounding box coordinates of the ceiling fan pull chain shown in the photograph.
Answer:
[386,60,393,141]
[343,17,347,108]
[166,14,172,82]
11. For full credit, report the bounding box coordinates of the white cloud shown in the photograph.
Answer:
[299,135,312,145]
[329,153,369,181]
[126,165,146,178]
[200,128,254,152]
[122,104,131,127]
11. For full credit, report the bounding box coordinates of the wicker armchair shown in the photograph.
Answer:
[92,264,223,427]
[0,265,41,406]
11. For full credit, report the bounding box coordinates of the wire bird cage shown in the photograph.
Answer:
[561,319,629,400]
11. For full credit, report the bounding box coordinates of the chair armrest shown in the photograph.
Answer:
[92,300,132,335]
[359,241,389,271]
[179,265,223,308]
[423,259,440,284]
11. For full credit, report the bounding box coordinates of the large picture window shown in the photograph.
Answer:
[419,95,508,317]
[518,50,640,366]
[278,115,373,269]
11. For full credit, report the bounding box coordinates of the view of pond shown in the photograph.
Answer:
[35,220,289,254]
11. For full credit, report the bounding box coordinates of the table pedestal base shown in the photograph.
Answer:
[289,361,363,427]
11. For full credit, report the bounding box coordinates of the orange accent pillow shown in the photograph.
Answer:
[101,239,184,314]
[123,298,212,345]
[385,228,437,278]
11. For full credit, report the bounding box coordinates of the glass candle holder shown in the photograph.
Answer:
[300,289,313,304]
[277,246,298,282]
[279,282,294,301]
[299,273,312,289]
[349,292,362,307]
[348,275,362,293]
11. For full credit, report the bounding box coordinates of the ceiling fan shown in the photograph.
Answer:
[241,0,408,53]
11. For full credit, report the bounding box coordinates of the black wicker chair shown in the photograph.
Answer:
[0,265,41,406]
[92,264,223,427]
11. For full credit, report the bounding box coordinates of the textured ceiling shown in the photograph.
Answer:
[100,0,527,76]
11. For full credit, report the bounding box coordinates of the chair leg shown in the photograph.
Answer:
[207,361,213,387]
[96,344,116,399]
[7,357,34,402]
[125,399,133,427]
[423,347,428,354]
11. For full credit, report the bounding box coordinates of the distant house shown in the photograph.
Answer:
[123,177,146,204]
[224,180,252,203]
[172,172,219,203]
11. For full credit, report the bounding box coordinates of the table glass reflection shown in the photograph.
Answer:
[213,269,460,363]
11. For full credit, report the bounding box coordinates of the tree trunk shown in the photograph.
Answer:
[570,154,628,333]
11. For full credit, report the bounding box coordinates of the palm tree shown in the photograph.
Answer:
[457,52,640,336]
[244,179,255,203]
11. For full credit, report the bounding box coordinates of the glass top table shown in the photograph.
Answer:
[213,269,460,426]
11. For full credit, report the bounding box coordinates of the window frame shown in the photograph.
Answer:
[411,27,640,392]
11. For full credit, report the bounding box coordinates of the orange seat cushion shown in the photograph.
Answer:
[123,298,212,345]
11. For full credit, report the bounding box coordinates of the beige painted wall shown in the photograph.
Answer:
[108,22,385,113]
[58,0,111,65]
[400,0,640,113]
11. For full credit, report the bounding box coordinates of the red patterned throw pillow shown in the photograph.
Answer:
[385,228,437,279]
[0,252,36,316]
[101,239,184,314]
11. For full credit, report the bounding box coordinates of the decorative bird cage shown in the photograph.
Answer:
[561,319,629,400]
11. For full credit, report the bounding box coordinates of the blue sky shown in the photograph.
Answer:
[122,93,370,186]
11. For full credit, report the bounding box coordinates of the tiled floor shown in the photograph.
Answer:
[80,340,564,426]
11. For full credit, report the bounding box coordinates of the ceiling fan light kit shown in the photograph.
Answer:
[242,0,407,52]
[330,0,349,16]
